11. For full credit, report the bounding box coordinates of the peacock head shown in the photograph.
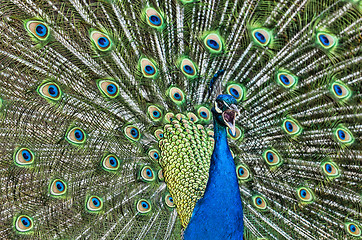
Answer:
[212,94,239,135]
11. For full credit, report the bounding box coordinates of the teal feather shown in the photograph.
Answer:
[0,0,361,239]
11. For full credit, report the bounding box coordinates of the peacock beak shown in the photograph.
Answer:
[222,104,239,136]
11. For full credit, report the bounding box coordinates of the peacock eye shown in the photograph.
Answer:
[252,29,271,46]
[124,125,141,141]
[331,81,351,100]
[296,187,314,203]
[148,106,163,121]
[140,58,158,78]
[345,222,361,237]
[321,161,340,178]
[252,195,267,210]
[282,119,302,136]
[334,126,354,145]
[187,112,199,123]
[317,32,336,49]
[197,106,211,122]
[102,154,120,171]
[38,82,62,101]
[158,169,164,181]
[277,72,298,88]
[180,58,197,78]
[50,179,67,196]
[15,215,34,232]
[154,129,164,140]
[90,31,112,51]
[86,196,103,212]
[97,80,119,98]
[26,20,49,40]
[66,127,86,145]
[140,166,156,182]
[148,149,160,161]
[137,199,152,214]
[14,148,35,166]
[236,164,251,181]
[263,149,282,167]
[203,33,223,53]
[145,8,164,29]
[226,84,245,102]
[165,193,175,208]
[164,112,175,123]
[227,126,243,141]
[169,87,185,104]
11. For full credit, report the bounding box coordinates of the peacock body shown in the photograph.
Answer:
[0,0,361,239]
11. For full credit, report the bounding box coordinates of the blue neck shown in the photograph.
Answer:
[184,118,244,240]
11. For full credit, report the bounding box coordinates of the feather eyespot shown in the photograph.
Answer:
[227,126,243,141]
[331,81,351,100]
[263,149,282,167]
[38,82,62,101]
[252,195,267,210]
[50,179,67,197]
[236,164,251,181]
[102,154,120,171]
[26,20,49,40]
[277,72,298,88]
[317,32,336,49]
[97,80,119,98]
[226,84,245,102]
[321,161,340,179]
[165,193,175,208]
[140,58,158,78]
[334,126,354,145]
[14,148,35,166]
[169,87,185,104]
[187,112,199,123]
[148,149,160,161]
[148,106,162,121]
[296,187,314,203]
[252,29,271,46]
[145,8,164,29]
[124,125,141,141]
[140,166,156,182]
[86,196,103,212]
[66,127,86,145]
[282,119,302,136]
[180,58,197,78]
[345,222,361,237]
[164,113,175,123]
[137,199,152,214]
[91,31,112,51]
[203,33,223,53]
[154,129,164,140]
[197,107,211,122]
[158,169,164,181]
[15,215,33,232]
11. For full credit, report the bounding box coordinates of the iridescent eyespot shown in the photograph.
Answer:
[252,29,271,46]
[277,72,298,88]
[296,187,314,203]
[97,80,119,98]
[164,112,175,123]
[334,126,354,145]
[124,125,141,141]
[252,195,267,210]
[140,166,156,182]
[14,148,35,166]
[236,164,251,181]
[197,107,211,122]
[66,127,86,145]
[148,149,160,161]
[158,169,164,181]
[15,215,33,232]
[140,58,158,78]
[203,33,223,53]
[187,112,199,123]
[86,196,103,212]
[227,126,243,141]
[148,106,162,121]
[145,8,164,29]
[345,222,361,237]
[180,58,197,78]
[263,149,282,167]
[102,154,120,171]
[317,32,337,49]
[136,199,152,214]
[331,81,351,100]
[154,129,164,140]
[26,20,49,40]
[90,31,112,51]
[50,179,67,197]
[38,82,62,101]
[321,161,340,179]
[282,119,302,136]
[169,87,185,104]
[226,84,245,102]
[165,193,175,208]
[207,130,214,138]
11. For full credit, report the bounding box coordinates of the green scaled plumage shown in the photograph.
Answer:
[0,0,361,239]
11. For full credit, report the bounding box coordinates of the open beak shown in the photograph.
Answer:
[222,104,239,136]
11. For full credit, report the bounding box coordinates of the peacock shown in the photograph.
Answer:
[0,0,361,239]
